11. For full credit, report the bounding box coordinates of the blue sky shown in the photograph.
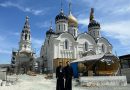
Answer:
[0,0,130,64]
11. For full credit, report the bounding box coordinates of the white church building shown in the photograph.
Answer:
[40,2,112,72]
[10,1,113,74]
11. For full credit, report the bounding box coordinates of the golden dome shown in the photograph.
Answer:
[68,13,78,27]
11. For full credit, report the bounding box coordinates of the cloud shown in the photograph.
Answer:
[78,18,89,29]
[78,16,130,47]
[31,37,43,56]
[113,45,130,56]
[75,0,130,50]
[0,36,10,55]
[8,32,20,36]
[77,13,89,29]
[13,32,20,36]
[0,36,5,41]
[32,37,43,48]
[36,21,50,29]
[0,32,18,55]
[0,49,11,54]
[0,1,47,15]
[73,0,130,16]
[102,21,130,46]
[111,5,130,15]
[78,18,89,26]
[77,11,130,55]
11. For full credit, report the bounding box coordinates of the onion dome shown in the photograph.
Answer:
[88,8,100,28]
[88,20,100,28]
[46,25,55,35]
[68,12,78,27]
[46,29,55,35]
[55,9,68,23]
[68,1,78,27]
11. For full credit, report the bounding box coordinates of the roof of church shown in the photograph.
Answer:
[46,28,55,35]
[23,16,30,31]
[97,37,112,46]
[88,8,100,28]
[88,20,100,28]
[68,1,78,27]
[55,9,68,22]
[68,12,78,27]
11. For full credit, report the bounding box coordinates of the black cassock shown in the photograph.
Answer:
[56,66,64,90]
[64,65,73,90]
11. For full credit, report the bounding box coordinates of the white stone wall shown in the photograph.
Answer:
[121,68,130,83]
[0,70,6,81]
[80,76,127,86]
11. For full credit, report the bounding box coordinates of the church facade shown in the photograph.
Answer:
[40,3,112,72]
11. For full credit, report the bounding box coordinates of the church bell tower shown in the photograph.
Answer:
[88,8,101,40]
[19,16,32,52]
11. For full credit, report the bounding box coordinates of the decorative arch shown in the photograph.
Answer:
[77,33,96,45]
[97,37,112,54]
[57,32,76,42]
[97,37,112,47]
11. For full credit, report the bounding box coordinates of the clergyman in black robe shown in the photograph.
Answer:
[56,62,64,90]
[64,61,73,90]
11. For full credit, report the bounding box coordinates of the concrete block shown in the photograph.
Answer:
[80,76,127,87]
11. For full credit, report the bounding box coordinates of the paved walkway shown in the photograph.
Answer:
[0,75,130,90]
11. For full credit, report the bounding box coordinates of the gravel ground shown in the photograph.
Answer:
[0,75,130,90]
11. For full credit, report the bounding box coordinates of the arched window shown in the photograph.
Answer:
[29,35,30,40]
[59,25,60,30]
[65,40,69,49]
[102,44,105,53]
[24,45,26,48]
[25,34,27,40]
[85,42,88,51]
[64,24,66,30]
